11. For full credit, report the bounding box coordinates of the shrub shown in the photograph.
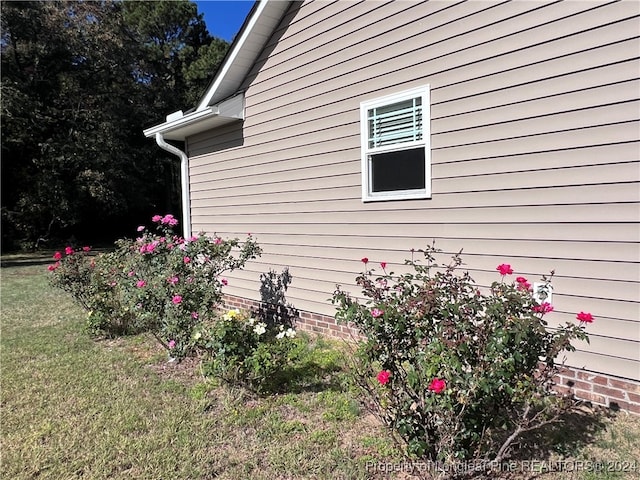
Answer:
[201,268,301,393]
[332,246,592,469]
[48,214,261,357]
[48,246,95,310]
[201,307,301,393]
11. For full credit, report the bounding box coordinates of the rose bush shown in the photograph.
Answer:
[200,308,301,393]
[333,245,592,470]
[48,214,261,358]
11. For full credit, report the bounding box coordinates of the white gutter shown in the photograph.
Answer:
[143,107,216,140]
[154,133,192,239]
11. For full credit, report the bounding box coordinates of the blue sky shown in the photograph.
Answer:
[194,1,255,42]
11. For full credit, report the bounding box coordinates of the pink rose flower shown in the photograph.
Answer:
[168,340,176,349]
[516,276,527,284]
[371,308,384,318]
[172,295,182,305]
[188,236,198,242]
[168,276,179,285]
[183,256,190,264]
[191,312,199,319]
[214,237,222,245]
[128,271,136,277]
[532,302,554,314]
[161,214,178,226]
[136,280,146,288]
[576,311,594,323]
[361,257,369,264]
[137,226,145,232]
[428,378,446,394]
[377,370,391,385]
[53,251,62,260]
[152,215,162,222]
[47,262,59,271]
[65,246,74,255]
[82,246,91,252]
[496,264,513,275]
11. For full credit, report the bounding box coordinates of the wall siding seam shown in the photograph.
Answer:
[247,28,638,116]
[252,0,473,82]
[189,141,637,173]
[434,99,639,136]
[242,81,638,141]
[241,59,640,132]
[262,1,376,57]
[246,43,640,133]
[251,1,616,91]
[431,59,640,102]
[432,119,640,150]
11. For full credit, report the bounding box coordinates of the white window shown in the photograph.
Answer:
[360,85,431,201]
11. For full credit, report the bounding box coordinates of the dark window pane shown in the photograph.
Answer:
[371,148,425,193]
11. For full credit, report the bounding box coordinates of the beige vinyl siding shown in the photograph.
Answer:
[186,0,640,381]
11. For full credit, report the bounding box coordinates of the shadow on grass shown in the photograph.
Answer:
[214,335,354,398]
[503,403,616,477]
[275,343,352,395]
[1,248,111,269]
[0,252,54,268]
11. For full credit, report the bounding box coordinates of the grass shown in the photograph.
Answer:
[1,256,639,480]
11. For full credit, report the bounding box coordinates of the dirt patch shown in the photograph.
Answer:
[147,354,204,385]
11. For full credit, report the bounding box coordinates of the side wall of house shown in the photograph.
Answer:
[187,1,640,392]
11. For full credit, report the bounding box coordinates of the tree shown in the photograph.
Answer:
[1,0,228,250]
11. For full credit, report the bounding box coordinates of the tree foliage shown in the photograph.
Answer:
[1,0,229,250]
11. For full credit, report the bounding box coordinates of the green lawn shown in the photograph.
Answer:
[1,258,639,480]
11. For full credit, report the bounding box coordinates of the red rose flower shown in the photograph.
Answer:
[576,312,594,323]
[380,262,387,270]
[496,264,513,275]
[361,257,369,264]
[377,370,391,385]
[65,246,74,255]
[428,378,446,394]
[53,251,62,260]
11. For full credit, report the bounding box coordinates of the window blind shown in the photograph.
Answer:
[367,97,422,148]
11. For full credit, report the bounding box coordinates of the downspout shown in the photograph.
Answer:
[154,133,192,239]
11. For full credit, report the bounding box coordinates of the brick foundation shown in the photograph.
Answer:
[554,368,640,415]
[222,294,640,415]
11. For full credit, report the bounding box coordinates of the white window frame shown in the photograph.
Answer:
[360,85,431,202]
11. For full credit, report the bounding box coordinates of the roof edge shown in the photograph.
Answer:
[143,0,291,139]
[197,0,292,110]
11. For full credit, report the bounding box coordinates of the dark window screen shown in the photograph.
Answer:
[370,148,425,193]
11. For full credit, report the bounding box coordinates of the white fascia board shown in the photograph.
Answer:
[197,0,290,110]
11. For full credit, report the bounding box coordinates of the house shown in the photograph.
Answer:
[144,0,640,412]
